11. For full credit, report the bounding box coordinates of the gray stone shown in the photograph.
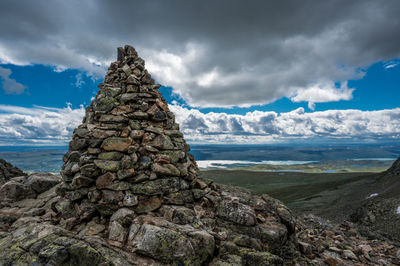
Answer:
[80,163,101,177]
[69,138,88,150]
[91,129,118,139]
[98,151,124,160]
[96,172,116,189]
[151,163,180,176]
[122,64,132,76]
[130,223,214,264]
[130,111,148,119]
[108,220,127,243]
[111,105,133,115]
[24,173,61,194]
[343,249,357,260]
[139,156,152,168]
[153,111,167,121]
[117,169,135,180]
[150,135,174,150]
[127,75,140,85]
[110,208,136,227]
[123,191,139,207]
[164,190,194,205]
[0,180,36,201]
[101,190,124,204]
[101,137,132,152]
[94,160,121,172]
[99,115,128,123]
[71,174,94,189]
[135,196,162,213]
[130,130,145,139]
[217,200,256,226]
[130,177,181,195]
[74,128,89,138]
[67,151,81,162]
[101,86,121,97]
[145,126,163,135]
[94,97,118,112]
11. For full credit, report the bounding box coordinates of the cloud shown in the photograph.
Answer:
[0,103,399,145]
[0,66,26,94]
[0,104,84,145]
[0,0,399,107]
[170,104,400,143]
[384,60,399,69]
[74,73,85,88]
[290,81,354,110]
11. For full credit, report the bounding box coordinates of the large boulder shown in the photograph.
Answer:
[0,173,61,202]
[25,173,62,194]
[0,180,35,201]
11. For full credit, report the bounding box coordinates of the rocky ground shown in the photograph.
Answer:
[0,168,298,265]
[299,158,400,243]
[0,161,399,265]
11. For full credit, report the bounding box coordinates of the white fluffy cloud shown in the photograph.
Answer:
[290,81,354,110]
[0,103,399,145]
[170,105,400,143]
[0,104,84,145]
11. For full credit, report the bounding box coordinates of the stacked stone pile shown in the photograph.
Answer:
[53,45,299,265]
[59,45,201,218]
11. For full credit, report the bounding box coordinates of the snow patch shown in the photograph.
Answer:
[367,193,379,199]
[397,206,400,215]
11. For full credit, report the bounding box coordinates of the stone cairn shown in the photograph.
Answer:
[57,45,298,265]
[60,45,201,217]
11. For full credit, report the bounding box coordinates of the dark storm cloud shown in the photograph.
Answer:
[0,0,399,107]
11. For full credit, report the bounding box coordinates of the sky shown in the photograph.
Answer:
[0,0,399,145]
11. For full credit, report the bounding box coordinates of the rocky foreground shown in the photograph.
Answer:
[0,167,399,265]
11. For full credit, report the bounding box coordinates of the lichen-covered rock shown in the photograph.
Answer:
[129,223,214,265]
[130,177,181,195]
[217,200,257,226]
[94,159,121,171]
[0,222,135,266]
[101,137,132,152]
[96,172,116,189]
[135,196,162,213]
[151,163,180,176]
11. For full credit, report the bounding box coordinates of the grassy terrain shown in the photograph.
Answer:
[201,169,374,211]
